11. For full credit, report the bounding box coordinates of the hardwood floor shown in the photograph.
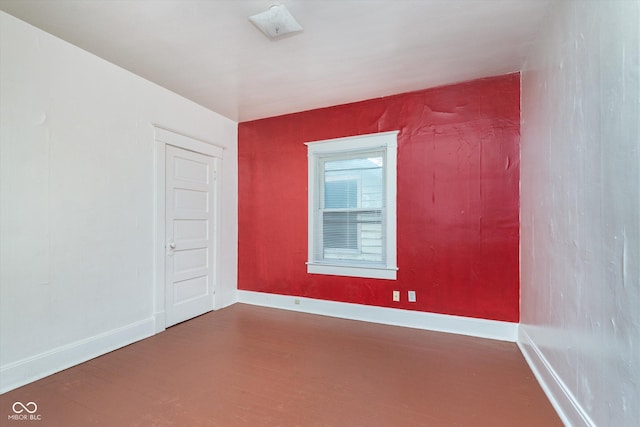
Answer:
[0,304,563,426]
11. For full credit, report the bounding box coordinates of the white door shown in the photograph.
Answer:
[165,145,216,327]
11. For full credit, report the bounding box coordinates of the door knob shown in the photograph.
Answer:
[169,242,176,249]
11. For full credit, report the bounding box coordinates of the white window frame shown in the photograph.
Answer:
[305,131,398,280]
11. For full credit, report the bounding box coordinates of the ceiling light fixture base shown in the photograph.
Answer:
[249,4,303,40]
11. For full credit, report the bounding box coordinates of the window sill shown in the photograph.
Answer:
[306,262,397,280]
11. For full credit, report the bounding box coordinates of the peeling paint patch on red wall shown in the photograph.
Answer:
[238,73,520,322]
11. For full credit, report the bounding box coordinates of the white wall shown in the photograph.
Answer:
[0,12,238,392]
[520,1,639,426]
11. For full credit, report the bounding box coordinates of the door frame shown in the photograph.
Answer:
[153,125,224,333]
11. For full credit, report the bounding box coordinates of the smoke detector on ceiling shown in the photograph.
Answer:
[249,4,303,39]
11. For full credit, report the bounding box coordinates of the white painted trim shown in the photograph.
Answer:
[518,326,595,427]
[304,130,399,152]
[153,136,167,333]
[306,263,398,280]
[0,318,155,394]
[238,290,517,342]
[154,311,166,334]
[306,131,399,280]
[211,156,222,310]
[153,125,224,158]
[152,125,223,330]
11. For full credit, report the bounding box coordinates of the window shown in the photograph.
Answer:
[306,131,398,280]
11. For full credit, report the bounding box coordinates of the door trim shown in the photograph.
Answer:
[152,125,224,333]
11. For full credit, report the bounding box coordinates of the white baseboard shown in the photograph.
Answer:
[0,317,156,394]
[517,326,595,427]
[237,290,517,342]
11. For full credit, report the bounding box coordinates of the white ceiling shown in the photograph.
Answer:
[0,0,551,122]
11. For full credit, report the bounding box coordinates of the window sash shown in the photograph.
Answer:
[314,150,386,266]
[319,209,385,263]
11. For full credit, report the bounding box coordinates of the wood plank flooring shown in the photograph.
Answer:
[0,304,563,426]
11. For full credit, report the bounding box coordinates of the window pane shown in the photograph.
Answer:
[325,180,357,209]
[322,210,383,263]
[323,212,359,249]
[324,156,383,209]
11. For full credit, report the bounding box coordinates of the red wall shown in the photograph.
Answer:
[238,73,520,322]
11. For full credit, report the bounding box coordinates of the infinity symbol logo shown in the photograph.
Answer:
[12,401,38,414]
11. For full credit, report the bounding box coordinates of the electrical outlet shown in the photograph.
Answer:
[392,290,400,302]
[408,291,416,302]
